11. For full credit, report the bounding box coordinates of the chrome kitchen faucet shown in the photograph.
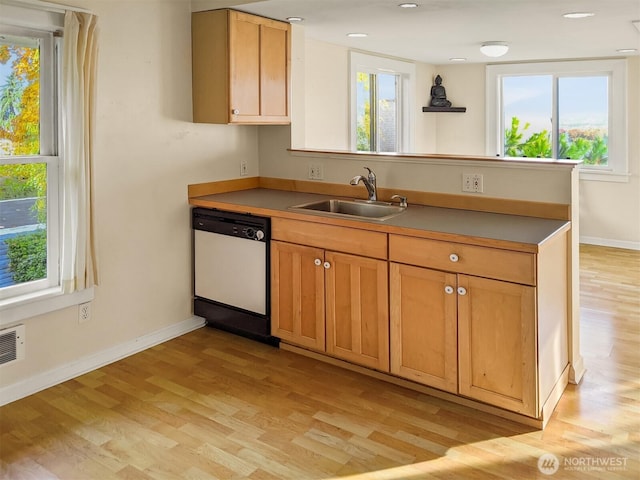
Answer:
[350,167,377,201]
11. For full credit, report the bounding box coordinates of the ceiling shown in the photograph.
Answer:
[193,0,640,64]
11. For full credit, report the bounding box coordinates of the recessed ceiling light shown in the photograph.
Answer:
[286,16,304,22]
[398,3,418,8]
[617,48,637,53]
[563,12,595,19]
[347,33,368,38]
[449,57,467,62]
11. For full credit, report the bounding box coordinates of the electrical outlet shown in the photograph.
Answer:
[240,160,248,176]
[462,173,484,193]
[472,174,484,193]
[463,174,473,192]
[78,302,91,324]
[308,163,324,180]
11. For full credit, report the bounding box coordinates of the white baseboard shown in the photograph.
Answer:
[580,236,640,251]
[0,316,206,407]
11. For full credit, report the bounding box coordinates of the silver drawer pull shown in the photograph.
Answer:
[444,285,454,294]
[232,109,240,114]
[314,258,322,266]
[449,253,459,263]
[323,261,331,269]
[457,286,467,296]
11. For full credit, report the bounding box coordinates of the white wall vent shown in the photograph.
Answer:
[0,324,25,366]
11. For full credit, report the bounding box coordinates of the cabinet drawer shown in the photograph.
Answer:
[272,218,387,259]
[389,235,535,285]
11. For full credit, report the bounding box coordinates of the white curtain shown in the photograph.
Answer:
[60,11,99,293]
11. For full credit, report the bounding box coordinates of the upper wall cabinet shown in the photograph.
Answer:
[192,9,291,125]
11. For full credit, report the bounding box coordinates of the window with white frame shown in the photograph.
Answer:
[0,9,62,301]
[486,59,628,181]
[350,52,415,153]
[1,2,98,325]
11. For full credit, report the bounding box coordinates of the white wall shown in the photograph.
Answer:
[300,39,350,150]
[431,64,487,156]
[291,35,640,248]
[413,61,437,153]
[295,40,439,153]
[1,0,259,389]
[579,57,640,249]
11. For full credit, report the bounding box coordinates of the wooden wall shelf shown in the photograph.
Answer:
[423,106,467,113]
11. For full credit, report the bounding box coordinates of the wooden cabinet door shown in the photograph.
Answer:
[259,21,290,119]
[457,275,537,417]
[228,11,290,123]
[229,11,261,119]
[271,241,325,351]
[325,251,389,371]
[389,263,458,393]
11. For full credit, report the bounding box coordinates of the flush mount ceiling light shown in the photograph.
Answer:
[286,16,304,22]
[617,48,637,53]
[449,57,467,62]
[347,32,368,38]
[480,41,509,57]
[398,3,418,8]
[563,12,595,19]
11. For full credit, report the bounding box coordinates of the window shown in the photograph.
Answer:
[486,60,628,181]
[1,4,97,325]
[0,24,60,301]
[356,72,399,152]
[350,52,415,153]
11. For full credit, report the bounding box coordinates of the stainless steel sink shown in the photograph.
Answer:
[289,199,406,221]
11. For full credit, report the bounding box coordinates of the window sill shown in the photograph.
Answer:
[0,286,94,327]
[579,170,631,183]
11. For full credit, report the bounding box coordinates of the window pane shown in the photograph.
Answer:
[377,74,398,153]
[0,162,47,288]
[502,75,552,158]
[1,35,46,289]
[356,72,372,151]
[0,34,40,156]
[558,76,608,165]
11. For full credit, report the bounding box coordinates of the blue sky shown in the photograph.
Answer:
[0,62,12,84]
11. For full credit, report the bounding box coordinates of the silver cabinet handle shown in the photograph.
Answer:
[457,286,467,296]
[232,109,240,114]
[314,258,322,266]
[444,285,454,294]
[323,261,331,269]
[449,253,459,262]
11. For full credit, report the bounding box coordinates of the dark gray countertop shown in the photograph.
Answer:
[190,188,570,250]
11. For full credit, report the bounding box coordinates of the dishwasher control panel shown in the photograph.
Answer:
[192,208,269,242]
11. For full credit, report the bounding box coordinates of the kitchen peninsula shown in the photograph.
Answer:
[188,163,576,428]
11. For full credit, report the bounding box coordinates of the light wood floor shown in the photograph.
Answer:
[1,245,638,479]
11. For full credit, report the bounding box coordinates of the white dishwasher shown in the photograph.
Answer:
[192,207,278,345]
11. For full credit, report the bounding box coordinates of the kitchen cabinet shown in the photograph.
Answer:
[457,275,536,415]
[191,9,290,124]
[390,263,458,393]
[389,233,568,418]
[325,251,389,371]
[271,218,389,371]
[270,241,325,350]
